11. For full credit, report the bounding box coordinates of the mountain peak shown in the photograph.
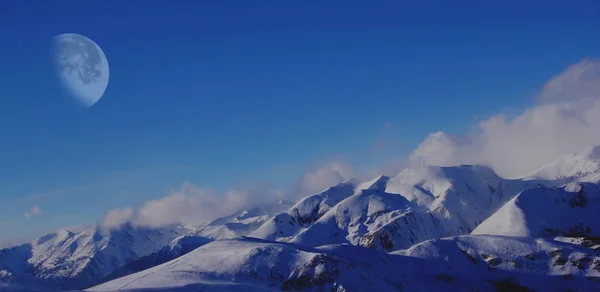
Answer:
[530,145,600,181]
[356,175,390,192]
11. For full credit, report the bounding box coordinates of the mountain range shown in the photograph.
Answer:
[2,146,600,291]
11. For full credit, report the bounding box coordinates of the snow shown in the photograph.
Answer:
[5,145,600,291]
[472,182,600,237]
[88,235,600,292]
[529,145,600,182]
[260,165,530,251]
[250,180,358,241]
[88,238,396,292]
[0,224,188,291]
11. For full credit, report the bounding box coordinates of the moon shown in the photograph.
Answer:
[53,33,109,108]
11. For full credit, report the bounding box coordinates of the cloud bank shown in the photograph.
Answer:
[101,182,283,229]
[410,58,600,178]
[101,58,600,229]
[294,161,355,197]
[539,58,600,103]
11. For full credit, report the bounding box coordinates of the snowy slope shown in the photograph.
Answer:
[7,146,600,291]
[99,201,293,284]
[267,166,530,251]
[100,235,213,284]
[385,165,531,234]
[473,182,600,237]
[89,235,600,292]
[0,224,187,291]
[394,235,600,291]
[290,175,439,250]
[529,145,600,183]
[250,179,359,241]
[88,237,400,292]
[190,200,293,240]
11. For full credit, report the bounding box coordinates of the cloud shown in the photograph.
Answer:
[98,59,600,230]
[539,58,600,102]
[132,184,250,228]
[24,206,42,219]
[101,208,134,229]
[294,161,355,197]
[100,182,283,229]
[99,160,359,229]
[410,58,600,178]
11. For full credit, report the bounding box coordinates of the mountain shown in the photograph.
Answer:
[0,224,187,291]
[191,200,293,240]
[6,146,600,291]
[101,235,213,284]
[529,145,600,183]
[473,147,600,238]
[472,182,600,237]
[394,234,600,291]
[250,179,359,241]
[385,165,532,235]
[289,175,431,249]
[255,166,530,251]
[100,200,294,283]
[88,235,600,292]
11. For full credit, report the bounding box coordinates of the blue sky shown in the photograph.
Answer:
[1,0,599,242]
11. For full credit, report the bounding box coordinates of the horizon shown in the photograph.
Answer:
[1,0,600,246]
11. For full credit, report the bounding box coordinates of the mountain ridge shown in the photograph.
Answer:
[4,146,600,291]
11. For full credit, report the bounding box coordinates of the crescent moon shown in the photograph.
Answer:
[53,33,109,108]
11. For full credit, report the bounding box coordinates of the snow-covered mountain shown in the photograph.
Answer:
[101,235,213,283]
[529,145,600,183]
[0,224,187,291]
[250,179,359,241]
[191,200,293,240]
[88,235,600,292]
[95,201,294,285]
[472,182,600,237]
[5,146,600,291]
[255,165,530,251]
[289,175,431,249]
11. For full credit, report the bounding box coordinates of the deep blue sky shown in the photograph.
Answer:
[1,0,599,242]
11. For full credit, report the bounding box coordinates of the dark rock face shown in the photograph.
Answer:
[569,190,588,208]
[360,229,394,250]
[281,254,348,291]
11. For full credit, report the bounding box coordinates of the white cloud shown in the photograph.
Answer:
[411,58,600,178]
[100,182,284,229]
[100,208,133,229]
[294,161,355,197]
[99,160,359,229]
[539,58,600,102]
[98,59,600,229]
[132,184,249,228]
[24,206,42,219]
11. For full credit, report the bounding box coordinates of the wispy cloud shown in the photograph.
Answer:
[93,58,600,232]
[293,161,355,198]
[100,182,284,230]
[99,159,359,230]
[539,58,600,103]
[24,206,42,219]
[410,58,600,178]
